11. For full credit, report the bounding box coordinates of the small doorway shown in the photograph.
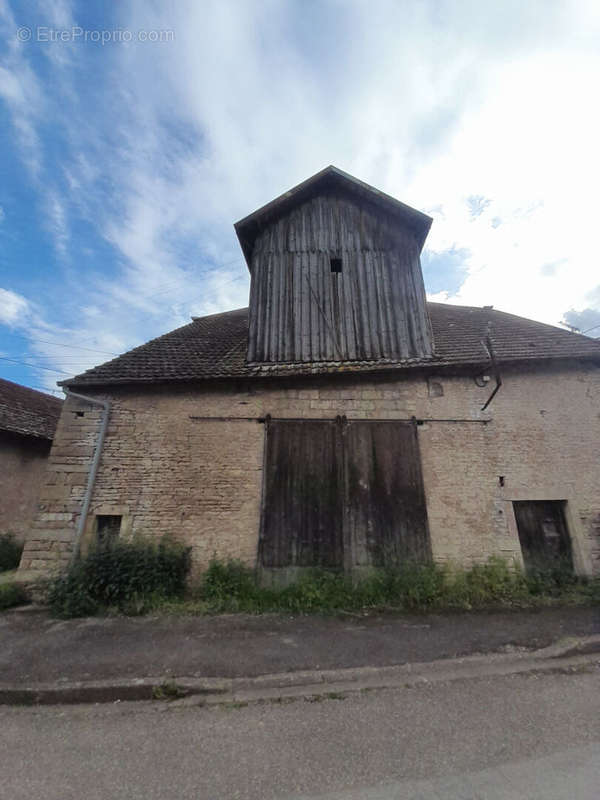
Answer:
[513,500,573,573]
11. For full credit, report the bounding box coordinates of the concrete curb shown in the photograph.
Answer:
[2,635,599,707]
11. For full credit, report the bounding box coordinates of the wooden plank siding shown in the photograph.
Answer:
[259,419,431,572]
[247,193,434,364]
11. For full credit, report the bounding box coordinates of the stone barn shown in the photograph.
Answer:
[0,378,62,543]
[18,167,600,581]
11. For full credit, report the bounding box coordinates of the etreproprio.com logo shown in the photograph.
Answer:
[17,26,175,44]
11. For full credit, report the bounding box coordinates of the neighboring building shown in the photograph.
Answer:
[18,167,600,581]
[0,378,62,543]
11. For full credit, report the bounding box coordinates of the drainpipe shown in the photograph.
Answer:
[480,333,503,412]
[65,389,111,564]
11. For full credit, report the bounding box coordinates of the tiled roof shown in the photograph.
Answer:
[0,378,63,439]
[62,303,600,388]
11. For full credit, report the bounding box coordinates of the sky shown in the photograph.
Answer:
[1,0,599,395]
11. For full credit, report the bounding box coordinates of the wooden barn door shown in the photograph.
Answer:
[260,420,344,568]
[513,500,573,573]
[344,421,431,568]
[259,418,430,572]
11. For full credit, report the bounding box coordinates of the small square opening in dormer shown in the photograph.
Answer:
[330,257,342,273]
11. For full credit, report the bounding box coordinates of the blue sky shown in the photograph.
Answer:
[1,0,599,394]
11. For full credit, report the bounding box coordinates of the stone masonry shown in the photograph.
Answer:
[0,432,52,543]
[19,359,600,579]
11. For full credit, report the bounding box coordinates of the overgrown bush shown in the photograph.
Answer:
[0,581,28,610]
[0,533,23,572]
[443,557,529,609]
[48,537,191,618]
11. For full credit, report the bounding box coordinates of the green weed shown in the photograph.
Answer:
[187,556,600,615]
[0,581,28,610]
[152,681,188,701]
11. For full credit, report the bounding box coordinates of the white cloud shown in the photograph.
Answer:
[43,191,69,257]
[2,0,600,391]
[102,0,600,331]
[405,47,600,326]
[0,288,30,325]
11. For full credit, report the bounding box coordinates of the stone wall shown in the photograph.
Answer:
[18,400,103,573]
[19,360,600,577]
[0,431,51,543]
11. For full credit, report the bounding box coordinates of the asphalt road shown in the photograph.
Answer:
[3,605,599,683]
[1,666,599,799]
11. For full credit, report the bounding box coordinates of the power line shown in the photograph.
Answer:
[105,257,245,305]
[5,330,118,356]
[26,337,117,356]
[16,363,97,368]
[1,263,246,361]
[181,274,246,310]
[0,268,249,380]
[139,257,244,301]
[28,386,64,395]
[0,356,71,375]
[1,355,103,376]
[582,323,600,335]
[3,352,102,368]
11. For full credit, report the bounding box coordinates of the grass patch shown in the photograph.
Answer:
[48,537,191,618]
[152,681,188,701]
[0,581,28,610]
[0,533,23,572]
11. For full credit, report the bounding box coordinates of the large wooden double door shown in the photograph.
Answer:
[259,419,431,571]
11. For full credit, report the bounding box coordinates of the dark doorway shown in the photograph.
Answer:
[259,419,430,572]
[513,500,573,573]
[96,515,122,548]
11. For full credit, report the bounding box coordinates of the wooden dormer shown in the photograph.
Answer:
[235,166,434,364]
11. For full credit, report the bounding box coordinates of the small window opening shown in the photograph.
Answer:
[96,515,122,548]
[428,379,444,398]
[330,257,342,273]
[499,476,505,487]
[76,411,85,418]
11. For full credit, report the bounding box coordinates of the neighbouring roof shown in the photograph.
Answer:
[235,166,433,266]
[0,378,63,440]
[61,303,600,389]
